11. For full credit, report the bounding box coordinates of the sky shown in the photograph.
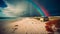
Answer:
[36,0,60,16]
[0,0,60,17]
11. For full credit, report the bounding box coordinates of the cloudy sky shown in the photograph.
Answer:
[0,0,60,17]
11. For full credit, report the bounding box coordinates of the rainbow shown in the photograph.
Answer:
[28,0,50,17]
